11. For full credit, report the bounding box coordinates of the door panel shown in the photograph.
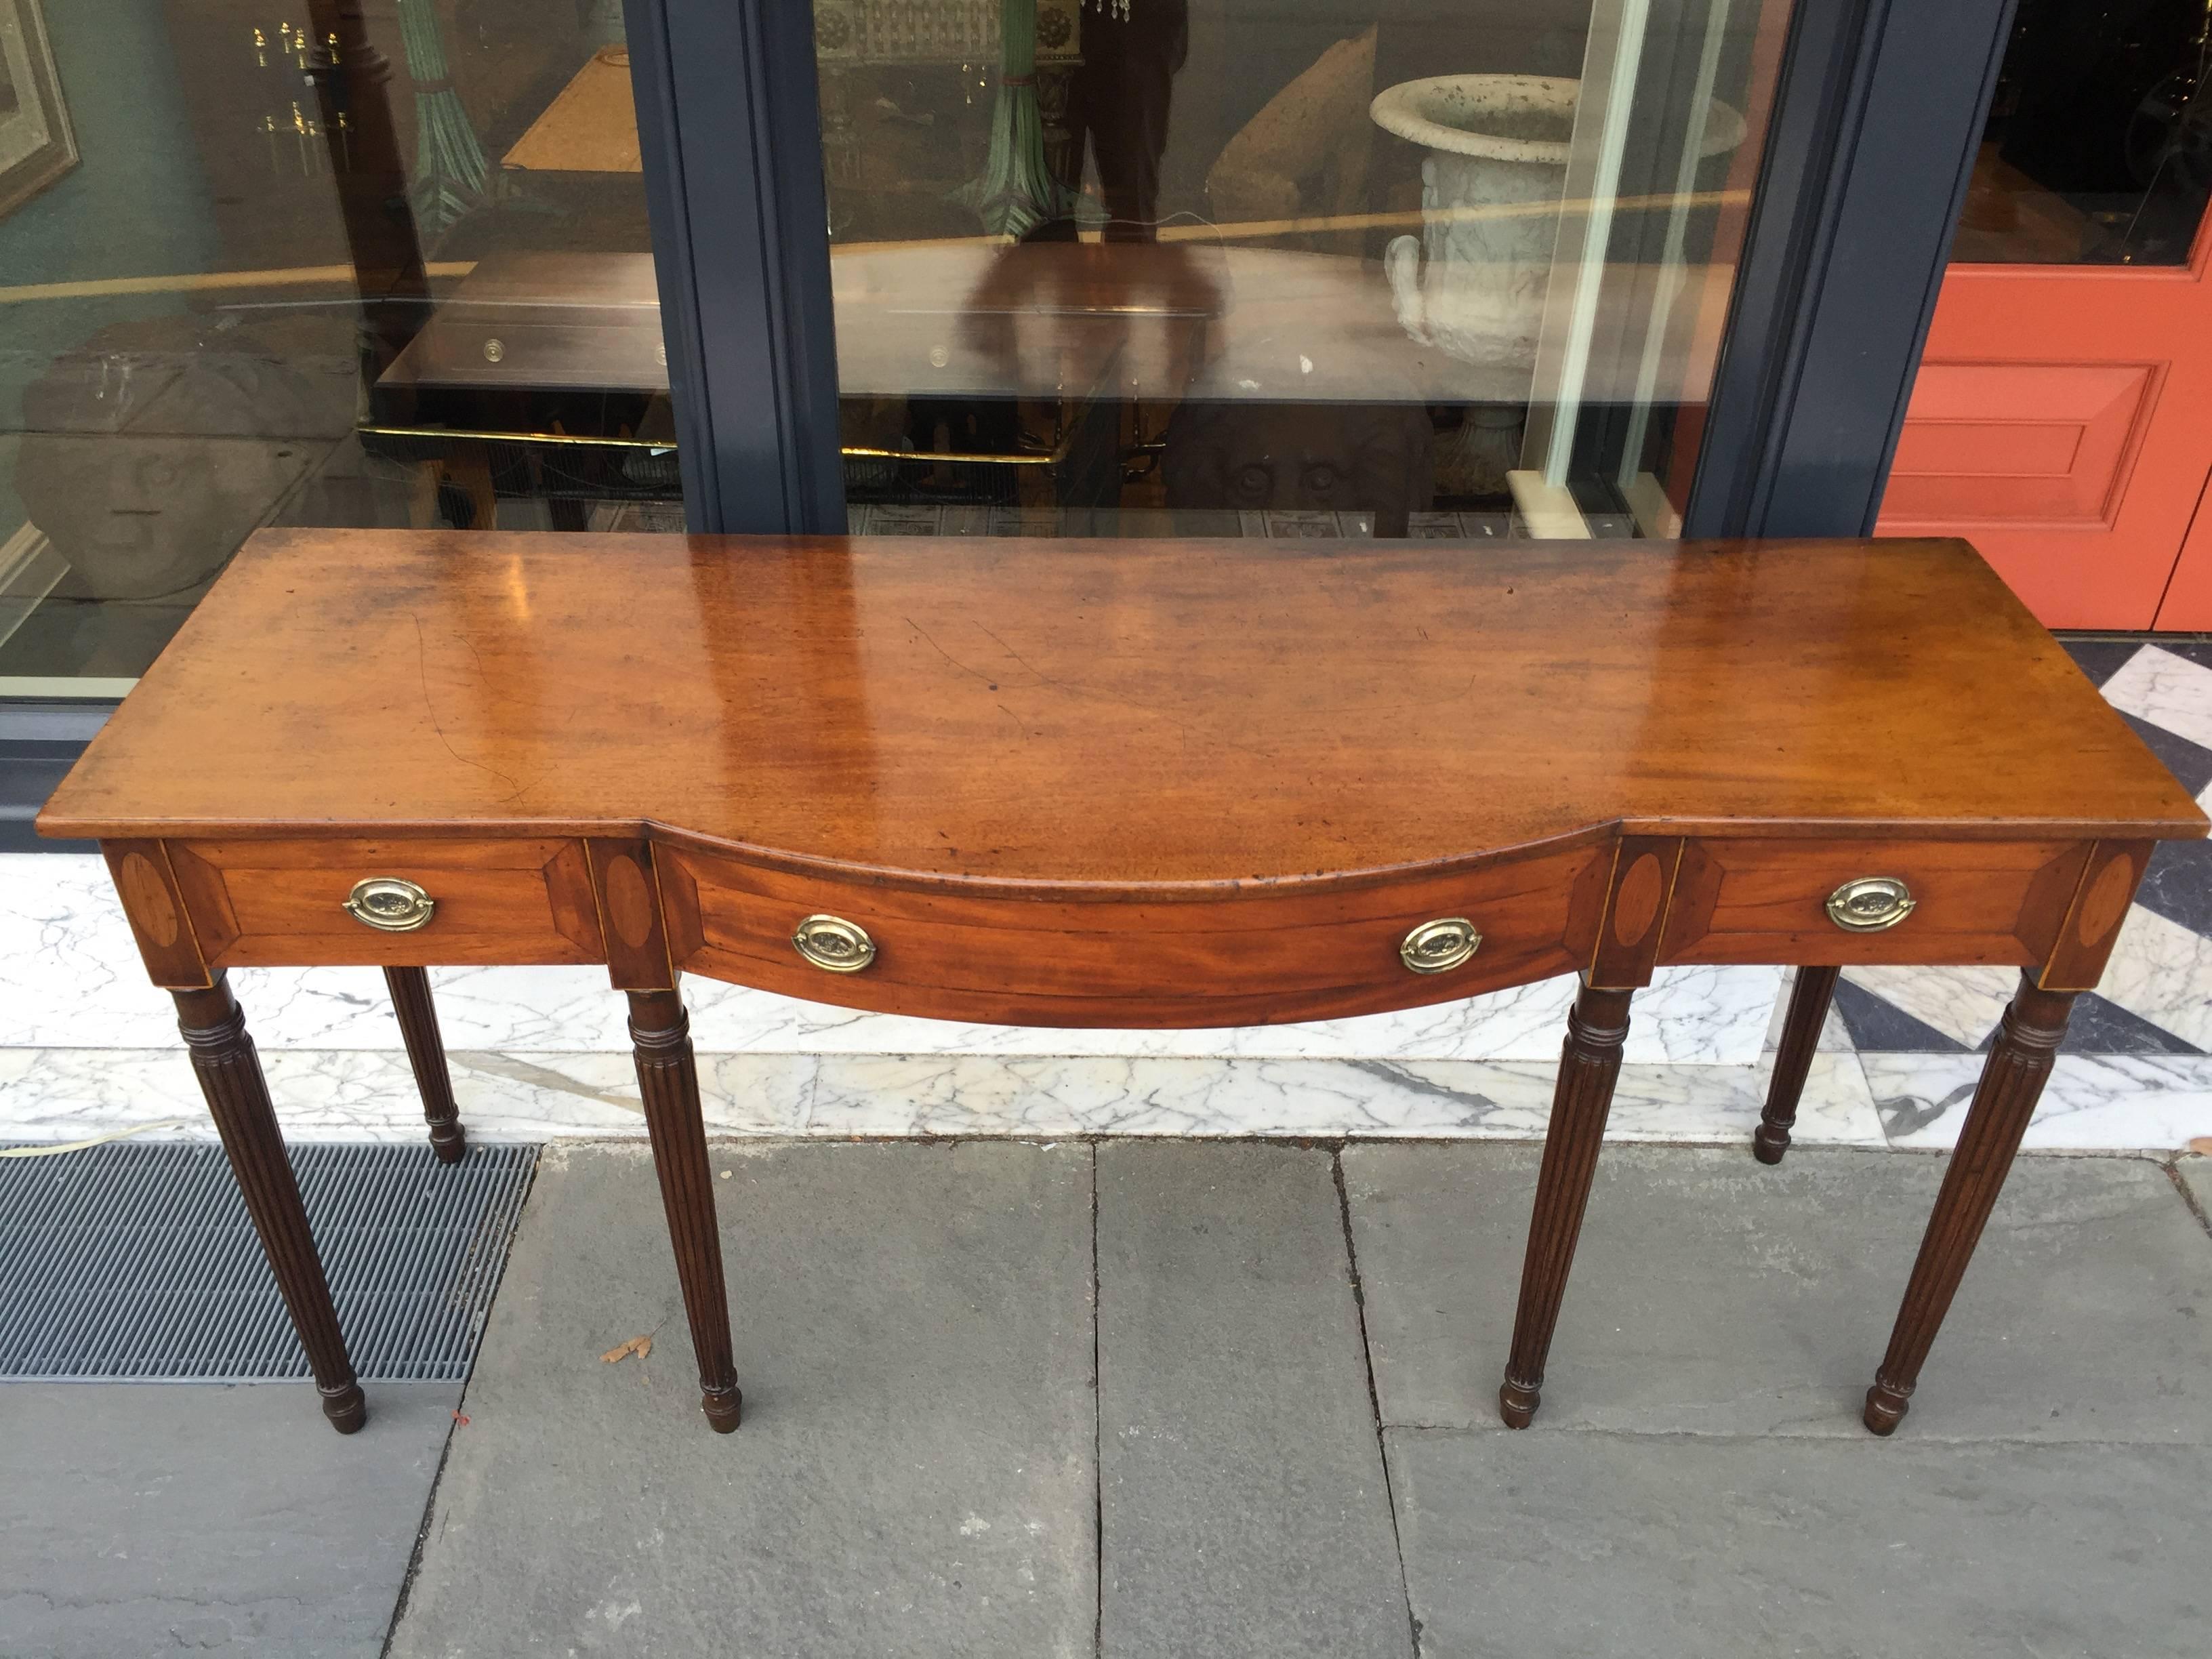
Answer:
[1883,362,2153,523]
[1875,3,2212,631]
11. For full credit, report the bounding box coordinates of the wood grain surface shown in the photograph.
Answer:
[41,532,2207,888]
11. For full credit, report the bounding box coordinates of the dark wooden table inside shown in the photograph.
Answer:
[39,530,2207,1438]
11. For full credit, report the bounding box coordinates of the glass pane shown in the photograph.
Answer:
[1954,0,2212,266]
[815,0,1794,539]
[0,1,683,697]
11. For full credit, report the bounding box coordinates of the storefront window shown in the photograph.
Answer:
[0,1,682,697]
[1953,0,2212,266]
[814,0,1793,539]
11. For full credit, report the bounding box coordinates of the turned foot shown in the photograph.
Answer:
[1498,1375,1541,1429]
[702,1382,743,1433]
[386,966,466,1164]
[321,1379,369,1433]
[1862,1378,1910,1435]
[1756,966,1838,1165]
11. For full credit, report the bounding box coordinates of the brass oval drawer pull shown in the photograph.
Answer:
[1400,917,1481,975]
[1826,876,1916,933]
[793,914,876,973]
[342,877,436,933]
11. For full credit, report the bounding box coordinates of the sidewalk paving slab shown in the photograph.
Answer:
[2178,1153,2211,1225]
[1388,1426,2212,1659]
[0,1380,458,1659]
[384,1141,1096,1659]
[1097,1143,1412,1659]
[1344,1144,2212,1441]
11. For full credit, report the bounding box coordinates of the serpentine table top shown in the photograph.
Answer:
[43,529,2198,861]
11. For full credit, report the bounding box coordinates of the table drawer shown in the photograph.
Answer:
[657,837,1612,1027]
[167,838,606,968]
[1658,837,2091,967]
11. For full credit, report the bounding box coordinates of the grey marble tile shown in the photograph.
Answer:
[2032,989,2205,1057]
[2121,709,2212,798]
[802,1052,1883,1145]
[2102,642,2212,753]
[1865,1051,2212,1151]
[1830,974,1969,1053]
[2096,902,2212,1052]
[2060,637,2146,687]
[1840,963,2016,1048]
[2136,836,2212,936]
[1758,966,1856,1054]
[0,1047,812,1145]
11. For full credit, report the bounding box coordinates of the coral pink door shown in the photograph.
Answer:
[1875,5,2212,631]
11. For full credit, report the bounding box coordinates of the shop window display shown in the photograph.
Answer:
[819,0,1793,540]
[0,1,682,691]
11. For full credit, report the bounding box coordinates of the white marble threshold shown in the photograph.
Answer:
[7,1046,2205,1153]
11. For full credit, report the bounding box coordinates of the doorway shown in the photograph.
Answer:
[1876,0,2212,630]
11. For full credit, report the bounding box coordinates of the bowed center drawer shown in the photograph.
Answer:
[166,838,607,967]
[654,838,1616,1027]
[1658,836,2094,966]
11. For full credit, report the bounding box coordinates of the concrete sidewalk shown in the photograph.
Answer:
[6,1142,2210,1656]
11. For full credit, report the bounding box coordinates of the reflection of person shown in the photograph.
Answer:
[1035,0,1190,241]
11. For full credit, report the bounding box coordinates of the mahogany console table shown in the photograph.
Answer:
[39,531,2206,1437]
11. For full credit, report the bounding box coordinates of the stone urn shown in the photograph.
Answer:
[1370,74,1745,370]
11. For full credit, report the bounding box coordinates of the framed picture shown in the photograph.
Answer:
[0,0,76,219]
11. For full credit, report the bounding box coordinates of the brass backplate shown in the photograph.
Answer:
[1826,876,1916,933]
[342,877,436,933]
[1400,917,1481,975]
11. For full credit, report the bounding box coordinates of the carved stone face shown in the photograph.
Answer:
[18,433,313,604]
[15,319,352,607]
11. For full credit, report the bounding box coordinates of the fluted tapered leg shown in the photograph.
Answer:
[628,988,741,1432]
[385,967,465,1164]
[1755,966,1839,1164]
[1863,972,2072,1435]
[1499,983,1633,1428]
[174,975,365,1433]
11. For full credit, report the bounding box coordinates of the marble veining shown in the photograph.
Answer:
[2102,644,2212,756]
[2093,903,2212,1054]
[1863,1052,2212,1152]
[1839,964,2017,1049]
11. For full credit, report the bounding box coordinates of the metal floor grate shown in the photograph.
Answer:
[0,1141,537,1382]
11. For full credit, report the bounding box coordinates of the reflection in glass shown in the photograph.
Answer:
[0,1,683,693]
[1954,0,2212,265]
[817,0,1793,541]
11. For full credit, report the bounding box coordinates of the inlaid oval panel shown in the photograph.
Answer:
[115,851,180,949]
[602,853,658,951]
[1612,851,1664,946]
[2075,851,2137,950]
